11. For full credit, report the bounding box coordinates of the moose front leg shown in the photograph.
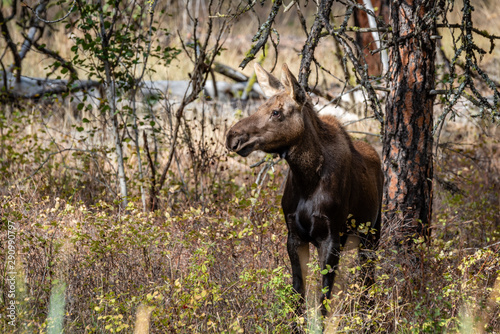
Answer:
[318,238,341,318]
[287,233,309,314]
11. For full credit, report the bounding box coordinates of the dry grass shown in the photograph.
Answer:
[0,91,499,332]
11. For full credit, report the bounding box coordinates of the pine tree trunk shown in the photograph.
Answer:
[382,0,436,243]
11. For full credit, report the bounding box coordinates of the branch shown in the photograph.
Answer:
[3,0,18,21]
[239,0,282,69]
[21,0,76,24]
[437,23,500,41]
[299,0,334,88]
[320,11,385,122]
[362,0,388,74]
[283,0,296,13]
[17,1,49,64]
[346,130,381,137]
[143,131,158,211]
[156,0,230,195]
[25,148,75,180]
[213,62,248,82]
[27,38,79,79]
[319,26,391,37]
[0,8,22,81]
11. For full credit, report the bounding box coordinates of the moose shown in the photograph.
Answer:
[226,63,384,322]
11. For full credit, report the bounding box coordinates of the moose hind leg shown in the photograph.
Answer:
[318,238,341,318]
[287,234,310,314]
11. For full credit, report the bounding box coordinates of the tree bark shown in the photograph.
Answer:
[382,0,436,243]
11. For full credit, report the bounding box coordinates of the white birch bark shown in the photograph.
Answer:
[99,5,128,209]
[363,0,389,75]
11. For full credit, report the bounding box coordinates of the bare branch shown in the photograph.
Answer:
[213,62,248,82]
[437,23,500,42]
[156,0,232,199]
[21,0,76,24]
[239,0,282,69]
[299,0,334,88]
[0,8,22,81]
[320,10,384,122]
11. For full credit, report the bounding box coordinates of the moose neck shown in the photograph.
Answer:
[284,105,327,187]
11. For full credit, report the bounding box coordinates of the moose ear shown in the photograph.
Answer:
[281,64,307,104]
[254,63,283,98]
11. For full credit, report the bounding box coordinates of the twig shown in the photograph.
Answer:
[283,0,296,13]
[29,38,78,79]
[143,131,158,211]
[346,130,381,137]
[437,23,500,41]
[462,241,500,252]
[25,148,75,180]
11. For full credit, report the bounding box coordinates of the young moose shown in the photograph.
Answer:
[226,64,383,319]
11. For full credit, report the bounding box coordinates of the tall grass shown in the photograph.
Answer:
[0,96,498,332]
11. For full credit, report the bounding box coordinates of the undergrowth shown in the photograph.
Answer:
[0,101,499,333]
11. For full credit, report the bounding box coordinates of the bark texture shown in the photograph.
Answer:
[382,0,436,243]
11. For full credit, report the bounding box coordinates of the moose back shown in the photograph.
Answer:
[226,63,384,318]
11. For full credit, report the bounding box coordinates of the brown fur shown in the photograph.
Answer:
[226,64,383,325]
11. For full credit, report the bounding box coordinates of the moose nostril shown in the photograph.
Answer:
[226,131,239,151]
[231,138,240,151]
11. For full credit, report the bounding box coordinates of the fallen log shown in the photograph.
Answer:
[0,71,100,99]
[1,70,264,103]
[212,62,248,82]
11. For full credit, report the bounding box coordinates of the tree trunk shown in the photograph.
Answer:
[98,4,128,210]
[382,0,436,244]
[110,103,129,210]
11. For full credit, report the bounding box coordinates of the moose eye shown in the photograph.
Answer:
[271,110,281,117]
